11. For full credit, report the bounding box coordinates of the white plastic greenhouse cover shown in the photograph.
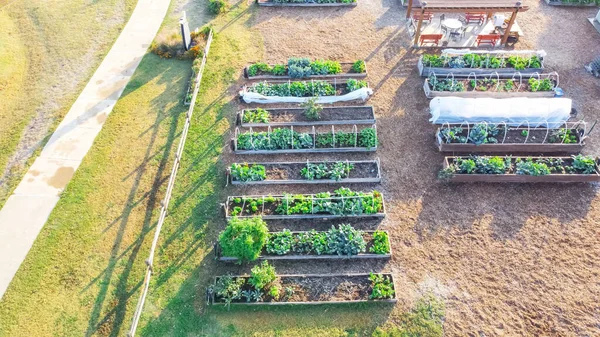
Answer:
[429,97,572,126]
[240,87,373,104]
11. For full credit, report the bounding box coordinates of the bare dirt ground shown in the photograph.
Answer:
[220,0,600,335]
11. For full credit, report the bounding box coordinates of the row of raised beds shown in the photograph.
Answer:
[228,159,382,185]
[245,58,367,80]
[210,58,396,307]
[418,50,546,77]
[420,52,599,184]
[423,72,559,98]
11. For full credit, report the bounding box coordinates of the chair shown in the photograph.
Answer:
[506,32,519,46]
[419,34,443,46]
[450,26,467,41]
[458,16,468,25]
[441,23,448,36]
[440,14,446,26]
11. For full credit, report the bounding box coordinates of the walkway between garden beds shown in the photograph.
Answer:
[0,0,170,300]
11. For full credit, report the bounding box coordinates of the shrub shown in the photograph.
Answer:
[301,97,322,120]
[352,60,366,73]
[208,0,228,14]
[249,261,277,290]
[218,217,268,262]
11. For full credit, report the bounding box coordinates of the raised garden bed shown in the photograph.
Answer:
[436,122,587,153]
[215,228,392,262]
[224,188,386,219]
[245,59,366,80]
[424,73,558,98]
[239,79,372,104]
[544,0,598,6]
[257,0,358,6]
[208,273,397,305]
[440,155,600,183]
[418,51,546,77]
[229,159,382,185]
[238,106,376,127]
[232,124,378,154]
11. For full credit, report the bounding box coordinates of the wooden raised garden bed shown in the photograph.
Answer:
[224,189,386,219]
[441,156,600,183]
[544,0,597,6]
[228,159,382,185]
[423,75,558,99]
[215,230,392,262]
[417,53,545,77]
[256,0,358,7]
[436,123,587,154]
[208,273,397,305]
[238,106,376,127]
[239,79,372,104]
[231,124,378,154]
[245,62,366,80]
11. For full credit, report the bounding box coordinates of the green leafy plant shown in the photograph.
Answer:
[211,275,245,307]
[369,230,390,254]
[528,78,554,92]
[218,217,268,262]
[549,128,578,144]
[325,224,366,256]
[515,158,551,176]
[468,123,500,145]
[359,127,378,148]
[268,285,281,300]
[266,229,293,255]
[288,57,312,78]
[250,80,336,97]
[300,162,354,181]
[346,79,368,92]
[242,108,270,123]
[369,273,395,300]
[352,60,366,73]
[572,154,597,174]
[249,261,277,291]
[241,289,262,302]
[521,130,528,137]
[301,97,323,120]
[230,163,266,182]
[439,126,464,143]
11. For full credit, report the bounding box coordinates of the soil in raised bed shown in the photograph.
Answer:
[259,161,379,181]
[442,128,580,145]
[256,106,374,124]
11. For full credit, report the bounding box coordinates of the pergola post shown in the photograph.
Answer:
[407,0,413,19]
[413,8,425,47]
[501,8,518,46]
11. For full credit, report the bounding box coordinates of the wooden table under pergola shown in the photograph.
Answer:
[406,0,530,47]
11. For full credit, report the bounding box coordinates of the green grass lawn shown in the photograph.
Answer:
[0,0,136,207]
[0,2,444,336]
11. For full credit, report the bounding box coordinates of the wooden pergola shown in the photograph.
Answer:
[407,0,530,47]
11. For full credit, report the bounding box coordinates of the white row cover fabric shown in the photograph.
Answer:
[240,88,373,104]
[429,97,572,126]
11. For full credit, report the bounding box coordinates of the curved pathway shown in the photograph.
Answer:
[0,0,170,299]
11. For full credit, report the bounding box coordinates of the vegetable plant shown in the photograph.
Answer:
[528,78,554,92]
[346,79,368,92]
[572,154,597,174]
[243,108,270,123]
[369,273,395,299]
[300,162,354,181]
[352,60,366,73]
[230,163,266,182]
[325,224,366,256]
[516,158,551,176]
[266,230,293,255]
[249,261,277,291]
[369,230,390,254]
[301,97,323,120]
[218,217,268,263]
[211,275,245,307]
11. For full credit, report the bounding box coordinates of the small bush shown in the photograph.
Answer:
[352,60,366,73]
[301,97,323,120]
[218,217,268,262]
[208,0,228,14]
[249,261,277,290]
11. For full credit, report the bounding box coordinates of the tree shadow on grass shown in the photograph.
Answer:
[84,53,192,337]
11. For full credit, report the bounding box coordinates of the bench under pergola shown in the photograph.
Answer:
[407,0,530,47]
